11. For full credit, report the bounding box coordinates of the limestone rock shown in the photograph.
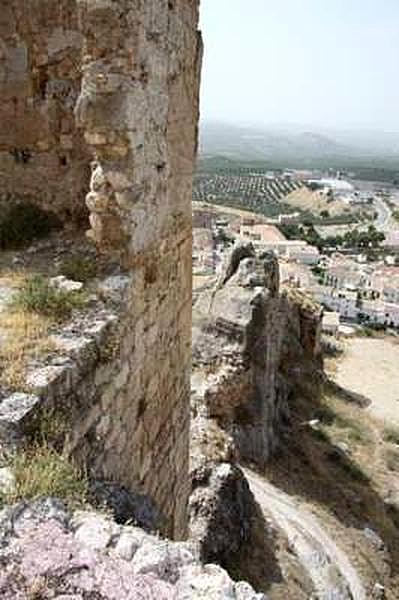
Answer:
[89,480,165,531]
[0,498,262,599]
[132,540,196,583]
[190,247,322,575]
[50,276,84,293]
[189,463,256,564]
[72,511,119,551]
[0,467,15,495]
[177,564,267,599]
[97,275,130,303]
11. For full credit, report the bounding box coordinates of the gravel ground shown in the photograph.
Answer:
[333,337,399,426]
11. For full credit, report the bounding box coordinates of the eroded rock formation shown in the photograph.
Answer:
[190,246,322,565]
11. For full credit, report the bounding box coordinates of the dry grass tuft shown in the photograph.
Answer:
[384,447,399,472]
[0,310,55,389]
[1,443,88,508]
[0,274,89,390]
[315,393,371,446]
[0,269,28,288]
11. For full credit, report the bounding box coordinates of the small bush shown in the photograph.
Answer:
[357,327,375,338]
[311,427,330,443]
[327,448,370,482]
[314,405,336,426]
[321,335,344,357]
[13,275,87,319]
[314,401,369,444]
[383,426,399,445]
[60,256,97,283]
[0,202,60,250]
[1,444,88,508]
[385,447,399,472]
[342,460,370,483]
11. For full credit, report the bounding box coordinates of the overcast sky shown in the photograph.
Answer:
[199,0,399,131]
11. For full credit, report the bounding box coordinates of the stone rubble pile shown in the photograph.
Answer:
[0,498,266,599]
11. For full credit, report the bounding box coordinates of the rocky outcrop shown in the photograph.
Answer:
[189,463,254,563]
[192,248,322,468]
[190,245,322,565]
[0,497,265,599]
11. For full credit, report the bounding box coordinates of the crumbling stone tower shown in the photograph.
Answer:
[0,1,202,539]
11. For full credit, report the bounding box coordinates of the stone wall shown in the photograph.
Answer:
[0,0,202,541]
[74,0,202,539]
[0,0,89,221]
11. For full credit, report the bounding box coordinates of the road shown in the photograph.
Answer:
[243,468,366,600]
[373,198,392,231]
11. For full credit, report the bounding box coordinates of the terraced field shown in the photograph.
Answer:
[193,173,302,216]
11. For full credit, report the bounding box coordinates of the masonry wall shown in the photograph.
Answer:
[0,1,89,220]
[0,0,202,540]
[74,0,201,538]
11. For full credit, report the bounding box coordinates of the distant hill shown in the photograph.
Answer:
[199,122,399,169]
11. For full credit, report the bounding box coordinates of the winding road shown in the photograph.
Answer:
[373,198,392,232]
[243,468,366,600]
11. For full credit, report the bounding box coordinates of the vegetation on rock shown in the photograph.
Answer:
[13,274,87,319]
[60,255,97,283]
[0,443,88,508]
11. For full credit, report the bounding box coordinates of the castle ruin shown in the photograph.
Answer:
[0,0,202,540]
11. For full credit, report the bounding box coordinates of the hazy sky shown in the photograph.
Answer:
[199,0,399,131]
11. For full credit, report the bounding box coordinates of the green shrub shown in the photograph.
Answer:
[341,460,370,482]
[0,202,60,250]
[315,402,369,444]
[357,327,375,338]
[383,426,399,445]
[1,444,88,508]
[13,275,87,319]
[314,405,336,426]
[385,447,399,472]
[311,427,330,443]
[327,448,370,482]
[60,255,97,283]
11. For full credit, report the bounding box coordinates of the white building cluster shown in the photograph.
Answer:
[239,223,320,265]
[314,255,399,328]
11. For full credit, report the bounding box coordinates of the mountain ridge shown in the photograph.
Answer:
[199,121,399,166]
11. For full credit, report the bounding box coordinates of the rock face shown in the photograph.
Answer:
[193,248,322,468]
[0,1,202,541]
[189,462,257,564]
[0,498,265,599]
[190,246,322,561]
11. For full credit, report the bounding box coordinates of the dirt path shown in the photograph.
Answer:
[244,468,366,600]
[332,337,399,426]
